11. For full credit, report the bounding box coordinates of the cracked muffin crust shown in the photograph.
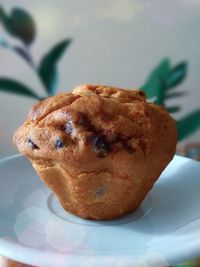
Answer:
[13,84,177,220]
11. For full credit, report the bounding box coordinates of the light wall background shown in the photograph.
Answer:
[0,0,200,157]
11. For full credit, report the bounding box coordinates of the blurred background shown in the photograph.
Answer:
[0,0,200,158]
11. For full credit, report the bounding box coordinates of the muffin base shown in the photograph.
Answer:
[31,159,161,220]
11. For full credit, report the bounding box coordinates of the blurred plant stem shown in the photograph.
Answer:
[0,5,72,100]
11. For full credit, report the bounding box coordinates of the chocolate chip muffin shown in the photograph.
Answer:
[13,84,177,220]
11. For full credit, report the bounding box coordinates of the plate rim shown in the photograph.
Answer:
[0,154,200,267]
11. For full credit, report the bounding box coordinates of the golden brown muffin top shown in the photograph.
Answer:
[13,84,171,168]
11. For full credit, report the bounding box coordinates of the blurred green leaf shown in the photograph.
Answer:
[141,58,170,98]
[13,46,33,65]
[38,39,72,96]
[155,89,164,105]
[0,78,41,100]
[0,6,6,22]
[166,91,186,99]
[176,110,200,141]
[155,78,166,105]
[166,62,187,89]
[0,37,34,66]
[0,6,36,45]
[173,258,200,267]
[167,106,181,113]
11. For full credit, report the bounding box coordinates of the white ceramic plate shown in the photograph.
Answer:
[0,155,200,267]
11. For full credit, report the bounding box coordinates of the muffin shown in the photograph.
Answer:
[13,84,177,220]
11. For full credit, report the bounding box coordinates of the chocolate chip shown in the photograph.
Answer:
[78,113,90,127]
[55,139,64,149]
[96,186,105,197]
[139,90,145,97]
[91,135,110,157]
[62,121,73,134]
[28,138,39,149]
[122,142,135,154]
